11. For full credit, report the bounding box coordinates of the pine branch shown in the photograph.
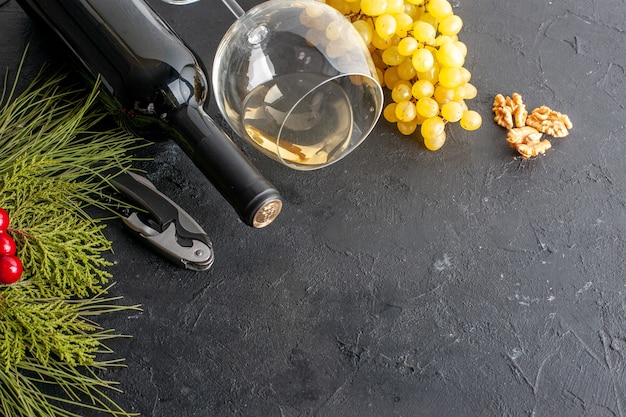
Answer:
[0,51,146,416]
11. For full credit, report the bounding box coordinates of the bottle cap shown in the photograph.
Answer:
[252,198,282,228]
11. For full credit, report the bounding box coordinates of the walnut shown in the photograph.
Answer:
[516,140,552,159]
[506,126,543,148]
[492,93,528,129]
[493,93,573,158]
[505,126,551,158]
[525,106,573,138]
[492,94,513,129]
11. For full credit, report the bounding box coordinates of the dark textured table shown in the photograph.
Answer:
[3,0,626,416]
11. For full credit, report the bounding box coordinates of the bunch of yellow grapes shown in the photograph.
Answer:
[323,0,482,150]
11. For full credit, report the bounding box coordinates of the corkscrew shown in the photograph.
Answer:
[109,171,214,271]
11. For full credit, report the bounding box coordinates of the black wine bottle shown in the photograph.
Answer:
[16,0,283,228]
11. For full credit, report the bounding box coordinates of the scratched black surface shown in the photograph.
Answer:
[2,0,626,416]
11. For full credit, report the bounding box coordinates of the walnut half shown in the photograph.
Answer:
[506,126,552,158]
[492,93,528,130]
[506,126,543,147]
[516,139,552,158]
[525,106,573,138]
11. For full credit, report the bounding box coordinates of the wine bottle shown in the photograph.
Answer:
[16,0,283,228]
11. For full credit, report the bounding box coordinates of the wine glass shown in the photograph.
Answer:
[163,0,384,171]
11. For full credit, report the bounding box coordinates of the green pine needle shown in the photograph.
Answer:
[0,50,145,416]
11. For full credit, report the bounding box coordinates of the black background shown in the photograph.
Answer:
[2,0,626,416]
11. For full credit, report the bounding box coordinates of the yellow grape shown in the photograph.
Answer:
[411,48,434,73]
[412,20,436,43]
[326,38,350,58]
[371,49,386,70]
[436,41,465,67]
[427,0,453,20]
[460,110,482,131]
[438,15,463,36]
[462,83,478,100]
[299,14,312,32]
[412,79,435,99]
[424,130,446,150]
[452,84,467,100]
[414,112,428,125]
[403,3,421,19]
[383,103,399,122]
[391,81,413,102]
[325,20,344,41]
[434,84,456,104]
[375,14,397,39]
[458,67,471,84]
[395,100,418,122]
[419,13,438,31]
[397,58,417,80]
[386,0,405,14]
[406,0,424,4]
[397,119,418,135]
[382,46,404,65]
[352,19,374,45]
[397,36,419,56]
[454,40,468,57]
[416,63,439,83]
[371,31,398,50]
[329,0,354,14]
[360,0,388,16]
[394,13,414,36]
[304,3,326,18]
[438,67,463,88]
[416,97,439,118]
[433,35,457,47]
[375,67,384,86]
[383,66,400,87]
[441,101,464,122]
[421,116,445,138]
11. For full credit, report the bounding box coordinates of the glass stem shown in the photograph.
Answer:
[221,0,245,18]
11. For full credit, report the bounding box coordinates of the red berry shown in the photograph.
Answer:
[0,233,16,256]
[0,255,23,284]
[0,208,9,232]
